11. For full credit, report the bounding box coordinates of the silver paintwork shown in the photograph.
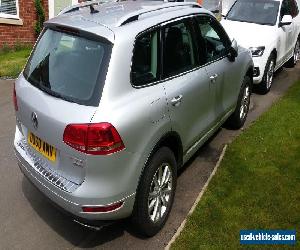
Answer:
[14,1,253,223]
[16,138,80,193]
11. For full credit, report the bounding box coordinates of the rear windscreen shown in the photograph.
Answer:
[23,28,112,106]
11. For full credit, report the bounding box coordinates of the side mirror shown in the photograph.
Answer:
[280,15,293,27]
[228,39,238,62]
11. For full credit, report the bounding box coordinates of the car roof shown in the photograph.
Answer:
[45,1,208,42]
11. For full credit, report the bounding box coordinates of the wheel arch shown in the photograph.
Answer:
[148,131,183,170]
[270,48,277,65]
[137,131,183,187]
[133,130,183,204]
[245,65,254,90]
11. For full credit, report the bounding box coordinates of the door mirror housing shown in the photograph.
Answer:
[280,15,293,27]
[228,39,238,62]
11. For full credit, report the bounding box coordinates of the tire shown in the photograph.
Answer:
[285,38,300,68]
[226,75,251,130]
[258,55,275,94]
[131,147,177,237]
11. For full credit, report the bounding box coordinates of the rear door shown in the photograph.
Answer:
[161,17,214,152]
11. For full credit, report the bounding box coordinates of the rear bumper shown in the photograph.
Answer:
[18,162,115,229]
[14,128,136,222]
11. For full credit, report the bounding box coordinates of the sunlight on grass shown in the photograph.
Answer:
[0,48,31,78]
[172,81,300,249]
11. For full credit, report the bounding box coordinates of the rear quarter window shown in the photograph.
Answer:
[290,0,299,17]
[131,29,159,87]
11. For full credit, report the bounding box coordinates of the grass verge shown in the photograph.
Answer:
[0,48,31,78]
[171,81,300,249]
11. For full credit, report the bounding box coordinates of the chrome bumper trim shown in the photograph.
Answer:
[17,139,80,193]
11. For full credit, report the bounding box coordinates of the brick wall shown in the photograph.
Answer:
[0,0,48,48]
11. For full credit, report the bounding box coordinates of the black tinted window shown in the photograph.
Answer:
[23,29,111,106]
[281,0,291,17]
[196,16,230,63]
[289,0,299,17]
[131,30,159,86]
[163,20,196,77]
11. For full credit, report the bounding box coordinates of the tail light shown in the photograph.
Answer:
[63,122,125,155]
[13,83,18,111]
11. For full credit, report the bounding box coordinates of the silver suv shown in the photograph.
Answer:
[14,1,253,236]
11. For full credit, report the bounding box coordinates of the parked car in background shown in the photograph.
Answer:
[221,0,300,94]
[201,0,222,19]
[184,0,222,19]
[14,1,253,236]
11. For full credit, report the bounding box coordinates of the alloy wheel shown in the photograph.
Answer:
[294,40,300,65]
[239,85,250,120]
[148,163,173,223]
[266,60,274,90]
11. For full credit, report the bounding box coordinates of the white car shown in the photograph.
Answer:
[221,0,300,93]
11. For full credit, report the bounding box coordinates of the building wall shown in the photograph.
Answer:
[0,0,49,48]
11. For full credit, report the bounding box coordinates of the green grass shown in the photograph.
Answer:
[172,81,300,249]
[0,48,31,78]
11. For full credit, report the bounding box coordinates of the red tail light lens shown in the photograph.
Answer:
[82,201,124,213]
[63,123,125,155]
[13,83,18,111]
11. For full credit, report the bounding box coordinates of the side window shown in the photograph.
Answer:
[162,19,197,78]
[131,29,159,86]
[196,16,230,63]
[280,0,291,18]
[289,0,299,17]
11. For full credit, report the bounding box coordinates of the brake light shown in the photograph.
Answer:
[13,83,18,111]
[63,123,125,155]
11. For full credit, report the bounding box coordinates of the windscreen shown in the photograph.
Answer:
[23,28,112,106]
[226,0,280,26]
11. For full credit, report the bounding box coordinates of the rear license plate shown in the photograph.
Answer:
[28,132,56,162]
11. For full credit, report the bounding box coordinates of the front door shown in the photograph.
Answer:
[278,0,294,63]
[195,15,239,120]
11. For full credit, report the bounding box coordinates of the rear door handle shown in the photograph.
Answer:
[210,74,219,83]
[171,95,183,107]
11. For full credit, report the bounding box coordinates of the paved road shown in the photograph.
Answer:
[0,65,299,249]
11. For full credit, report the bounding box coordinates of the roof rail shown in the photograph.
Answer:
[117,2,201,26]
[58,0,106,16]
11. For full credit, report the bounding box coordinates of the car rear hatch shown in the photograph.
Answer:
[15,26,112,191]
